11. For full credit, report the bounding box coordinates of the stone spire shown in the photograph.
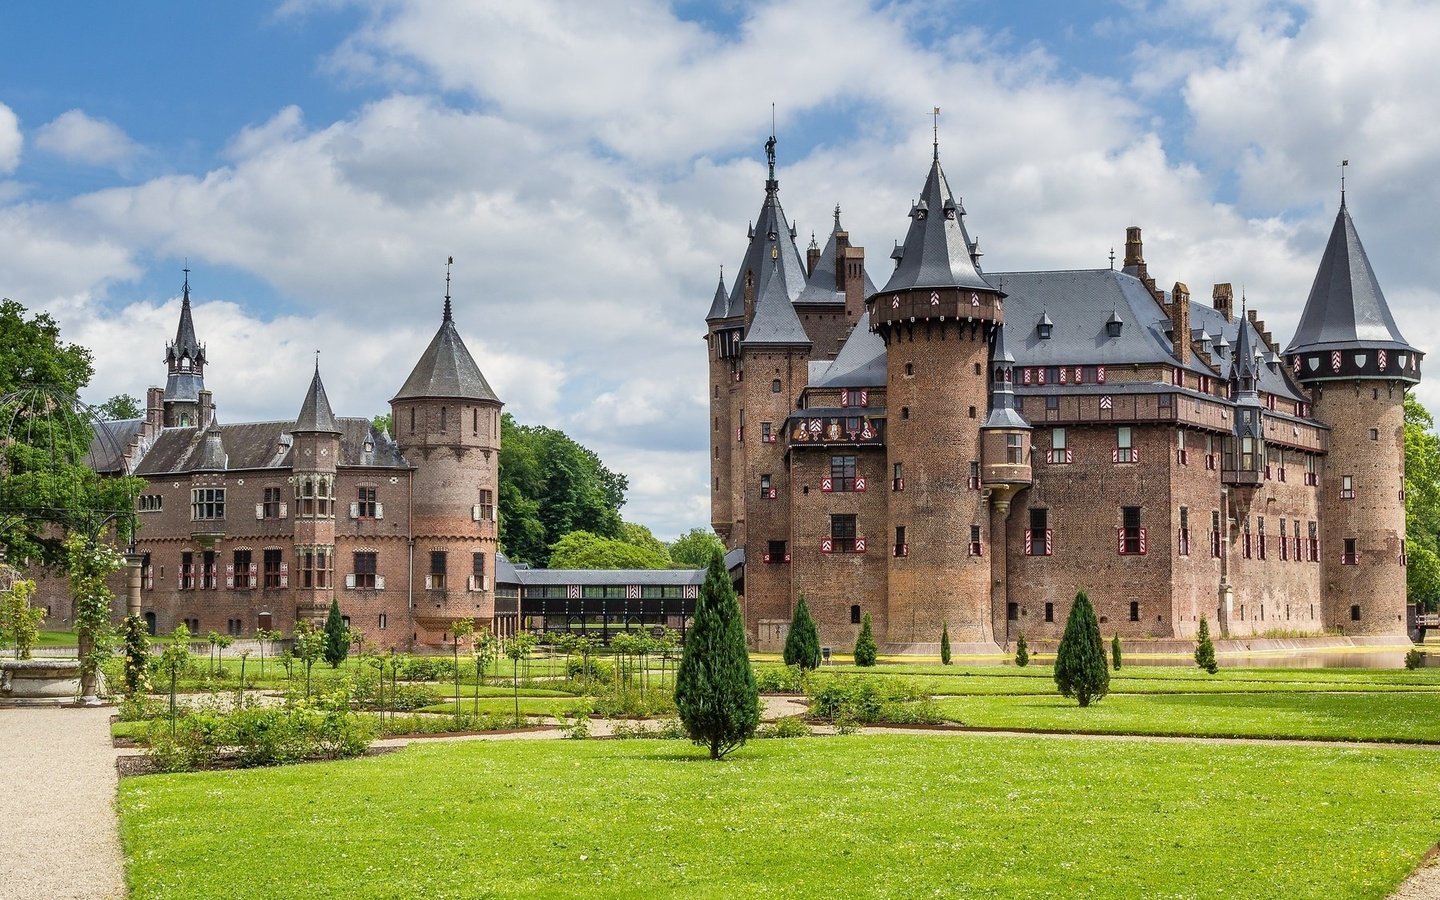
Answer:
[705,268,729,322]
[393,298,500,403]
[294,361,341,434]
[725,135,808,318]
[879,151,994,295]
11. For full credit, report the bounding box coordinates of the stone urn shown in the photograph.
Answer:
[0,658,82,703]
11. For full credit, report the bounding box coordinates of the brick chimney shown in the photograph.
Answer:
[198,390,214,428]
[1171,282,1191,365]
[1212,283,1234,322]
[1124,226,1146,275]
[806,235,821,276]
[146,387,164,431]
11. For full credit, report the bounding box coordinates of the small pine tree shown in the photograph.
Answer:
[323,598,349,668]
[1053,590,1110,707]
[674,550,760,759]
[940,621,952,666]
[1111,634,1123,671]
[782,595,821,670]
[1014,633,1029,667]
[1195,615,1218,674]
[853,612,878,666]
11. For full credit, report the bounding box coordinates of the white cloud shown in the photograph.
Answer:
[0,102,20,173]
[34,109,141,168]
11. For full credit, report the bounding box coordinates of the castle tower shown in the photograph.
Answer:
[1285,198,1423,635]
[391,282,503,640]
[873,145,1005,645]
[290,363,341,626]
[980,324,1031,640]
[163,269,210,428]
[705,271,740,543]
[793,206,872,361]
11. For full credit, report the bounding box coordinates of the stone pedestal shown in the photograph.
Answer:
[1,658,82,704]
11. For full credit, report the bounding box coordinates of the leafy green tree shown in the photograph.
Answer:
[1111,634,1123,671]
[0,578,44,659]
[371,413,392,435]
[548,530,670,569]
[940,622,952,666]
[621,522,672,565]
[1014,633,1029,667]
[97,394,142,420]
[1054,590,1109,707]
[323,598,348,668]
[853,612,878,667]
[505,632,539,724]
[255,628,281,679]
[669,528,726,569]
[674,550,759,759]
[451,618,474,715]
[160,625,192,735]
[293,621,324,699]
[1195,615,1218,674]
[1405,396,1440,610]
[67,533,123,699]
[782,595,821,670]
[472,631,498,715]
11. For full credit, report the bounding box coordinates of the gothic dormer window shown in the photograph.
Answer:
[1106,310,1123,338]
[1037,312,1053,340]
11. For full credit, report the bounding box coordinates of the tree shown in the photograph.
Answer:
[548,530,670,569]
[1405,396,1440,610]
[505,631,538,724]
[674,550,759,759]
[0,578,45,659]
[782,595,821,670]
[940,622,952,666]
[323,598,348,668]
[621,522,672,564]
[1195,615,1218,674]
[472,631,498,715]
[451,618,474,715]
[1053,590,1109,707]
[97,394,141,420]
[669,528,726,569]
[66,533,124,700]
[1014,633,1029,667]
[853,613,878,667]
[371,413,392,435]
[1111,634,1123,671]
[293,621,324,699]
[160,625,192,736]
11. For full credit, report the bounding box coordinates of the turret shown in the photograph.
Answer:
[163,269,209,428]
[1223,304,1265,487]
[290,362,341,626]
[980,324,1031,493]
[1285,197,1423,635]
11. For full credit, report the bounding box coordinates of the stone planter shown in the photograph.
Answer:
[1,658,81,703]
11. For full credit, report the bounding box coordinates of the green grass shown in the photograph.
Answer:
[416,697,581,716]
[803,666,1440,696]
[35,629,78,647]
[118,735,1440,899]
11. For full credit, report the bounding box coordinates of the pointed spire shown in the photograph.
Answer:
[983,324,1029,430]
[294,361,341,434]
[796,206,876,305]
[705,267,729,322]
[393,292,501,404]
[879,151,994,294]
[744,267,811,347]
[724,134,808,317]
[196,422,228,471]
[170,267,203,361]
[1233,295,1260,387]
[443,256,454,323]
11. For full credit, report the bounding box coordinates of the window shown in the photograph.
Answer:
[1343,538,1357,566]
[1119,506,1144,555]
[183,617,200,634]
[1242,517,1252,559]
[829,455,856,492]
[761,422,773,443]
[1341,475,1355,500]
[353,552,377,589]
[1045,395,1059,410]
[904,362,914,376]
[969,524,983,557]
[1308,521,1319,562]
[181,551,195,590]
[1007,602,1019,621]
[138,494,163,511]
[191,487,225,521]
[227,619,241,637]
[1257,517,1267,560]
[298,547,332,589]
[262,487,282,519]
[892,462,904,491]
[1044,602,1055,623]
[850,604,861,625]
[295,475,334,517]
[1048,428,1070,464]
[969,460,981,490]
[830,515,857,554]
[1115,427,1133,463]
[766,539,788,564]
[1006,434,1024,464]
[1211,510,1222,558]
[474,408,480,435]
[1240,436,1255,471]
[1279,518,1288,561]
[1129,601,1140,622]
[1293,519,1302,562]
[968,405,977,419]
[894,526,907,558]
[429,550,448,589]
[201,551,218,590]
[233,550,252,589]
[1350,604,1362,621]
[439,406,448,432]
[843,388,867,407]
[1177,429,1188,465]
[771,379,782,393]
[478,489,495,521]
[1027,508,1051,556]
[1370,428,1379,441]
[760,474,772,498]
[356,487,377,518]
[1305,454,1318,486]
[263,549,284,588]
[901,406,910,420]
[378,613,388,630]
[1178,507,1190,557]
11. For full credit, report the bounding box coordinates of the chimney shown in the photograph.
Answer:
[743,270,756,329]
[841,244,866,324]
[146,387,164,431]
[198,390,213,428]
[1124,226,1146,274]
[1171,282,1191,365]
[806,236,821,276]
[1212,283,1234,322]
[834,229,851,292]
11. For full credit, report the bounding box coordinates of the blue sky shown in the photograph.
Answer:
[2,0,1437,539]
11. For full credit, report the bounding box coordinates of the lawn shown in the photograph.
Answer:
[118,734,1440,899]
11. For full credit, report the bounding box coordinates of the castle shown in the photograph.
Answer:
[706,138,1423,652]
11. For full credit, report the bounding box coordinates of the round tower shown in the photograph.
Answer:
[1286,198,1423,635]
[290,363,341,627]
[874,147,1005,645]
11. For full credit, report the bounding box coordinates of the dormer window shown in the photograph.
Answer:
[1037,312,1053,340]
[1106,310,1123,338]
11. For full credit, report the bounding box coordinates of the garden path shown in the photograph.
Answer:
[0,705,125,900]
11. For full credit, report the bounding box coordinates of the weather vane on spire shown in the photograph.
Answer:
[932,106,941,160]
[444,256,454,323]
[765,104,777,183]
[314,349,320,372]
[1340,159,1349,203]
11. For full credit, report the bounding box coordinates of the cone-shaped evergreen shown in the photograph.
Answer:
[940,622,952,666]
[1053,590,1109,706]
[853,612,878,666]
[1195,615,1218,674]
[323,597,348,668]
[782,595,821,670]
[1015,633,1029,667]
[675,550,759,759]
[1111,634,1123,670]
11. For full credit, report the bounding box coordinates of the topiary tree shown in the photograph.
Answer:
[1111,634,1123,671]
[782,595,821,670]
[940,621,952,666]
[1195,615,1218,674]
[674,550,759,759]
[1053,590,1110,707]
[853,612,878,667]
[323,598,348,668]
[1015,633,1029,667]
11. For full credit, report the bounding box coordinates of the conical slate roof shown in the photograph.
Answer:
[743,265,811,347]
[880,154,994,295]
[294,364,341,433]
[725,139,808,317]
[393,305,500,403]
[705,270,729,322]
[795,209,877,305]
[167,276,204,362]
[1286,201,1416,354]
[983,324,1029,430]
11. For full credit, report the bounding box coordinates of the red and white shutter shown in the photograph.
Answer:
[1097,365,1106,383]
[855,476,867,492]
[1117,527,1126,555]
[249,563,258,589]
[279,562,289,588]
[821,476,834,493]
[1112,448,1120,463]
[225,564,235,589]
[1058,367,1068,384]
[859,389,869,407]
[1045,529,1054,555]
[840,391,849,408]
[855,537,867,554]
[821,537,834,554]
[1139,528,1148,555]
[1024,530,1033,555]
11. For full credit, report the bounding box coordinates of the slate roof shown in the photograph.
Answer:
[794,211,877,305]
[1286,200,1417,355]
[743,265,811,347]
[879,155,995,295]
[294,366,341,434]
[705,271,729,322]
[392,306,500,403]
[133,418,406,475]
[511,568,705,587]
[983,322,1029,430]
[84,418,146,474]
[723,148,808,318]
[810,317,886,388]
[166,279,204,362]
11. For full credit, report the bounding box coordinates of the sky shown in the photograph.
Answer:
[2,0,1439,541]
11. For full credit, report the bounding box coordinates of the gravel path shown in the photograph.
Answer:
[0,705,126,900]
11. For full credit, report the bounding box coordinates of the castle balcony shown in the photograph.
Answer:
[786,409,885,449]
[981,429,1032,490]
[1221,467,1263,487]
[870,287,1002,329]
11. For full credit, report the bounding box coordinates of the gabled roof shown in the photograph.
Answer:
[704,270,729,322]
[725,140,808,317]
[294,365,340,434]
[393,304,501,403]
[795,210,876,305]
[1286,200,1416,354]
[743,266,811,347]
[84,418,146,474]
[879,154,995,295]
[133,418,406,475]
[810,317,886,388]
